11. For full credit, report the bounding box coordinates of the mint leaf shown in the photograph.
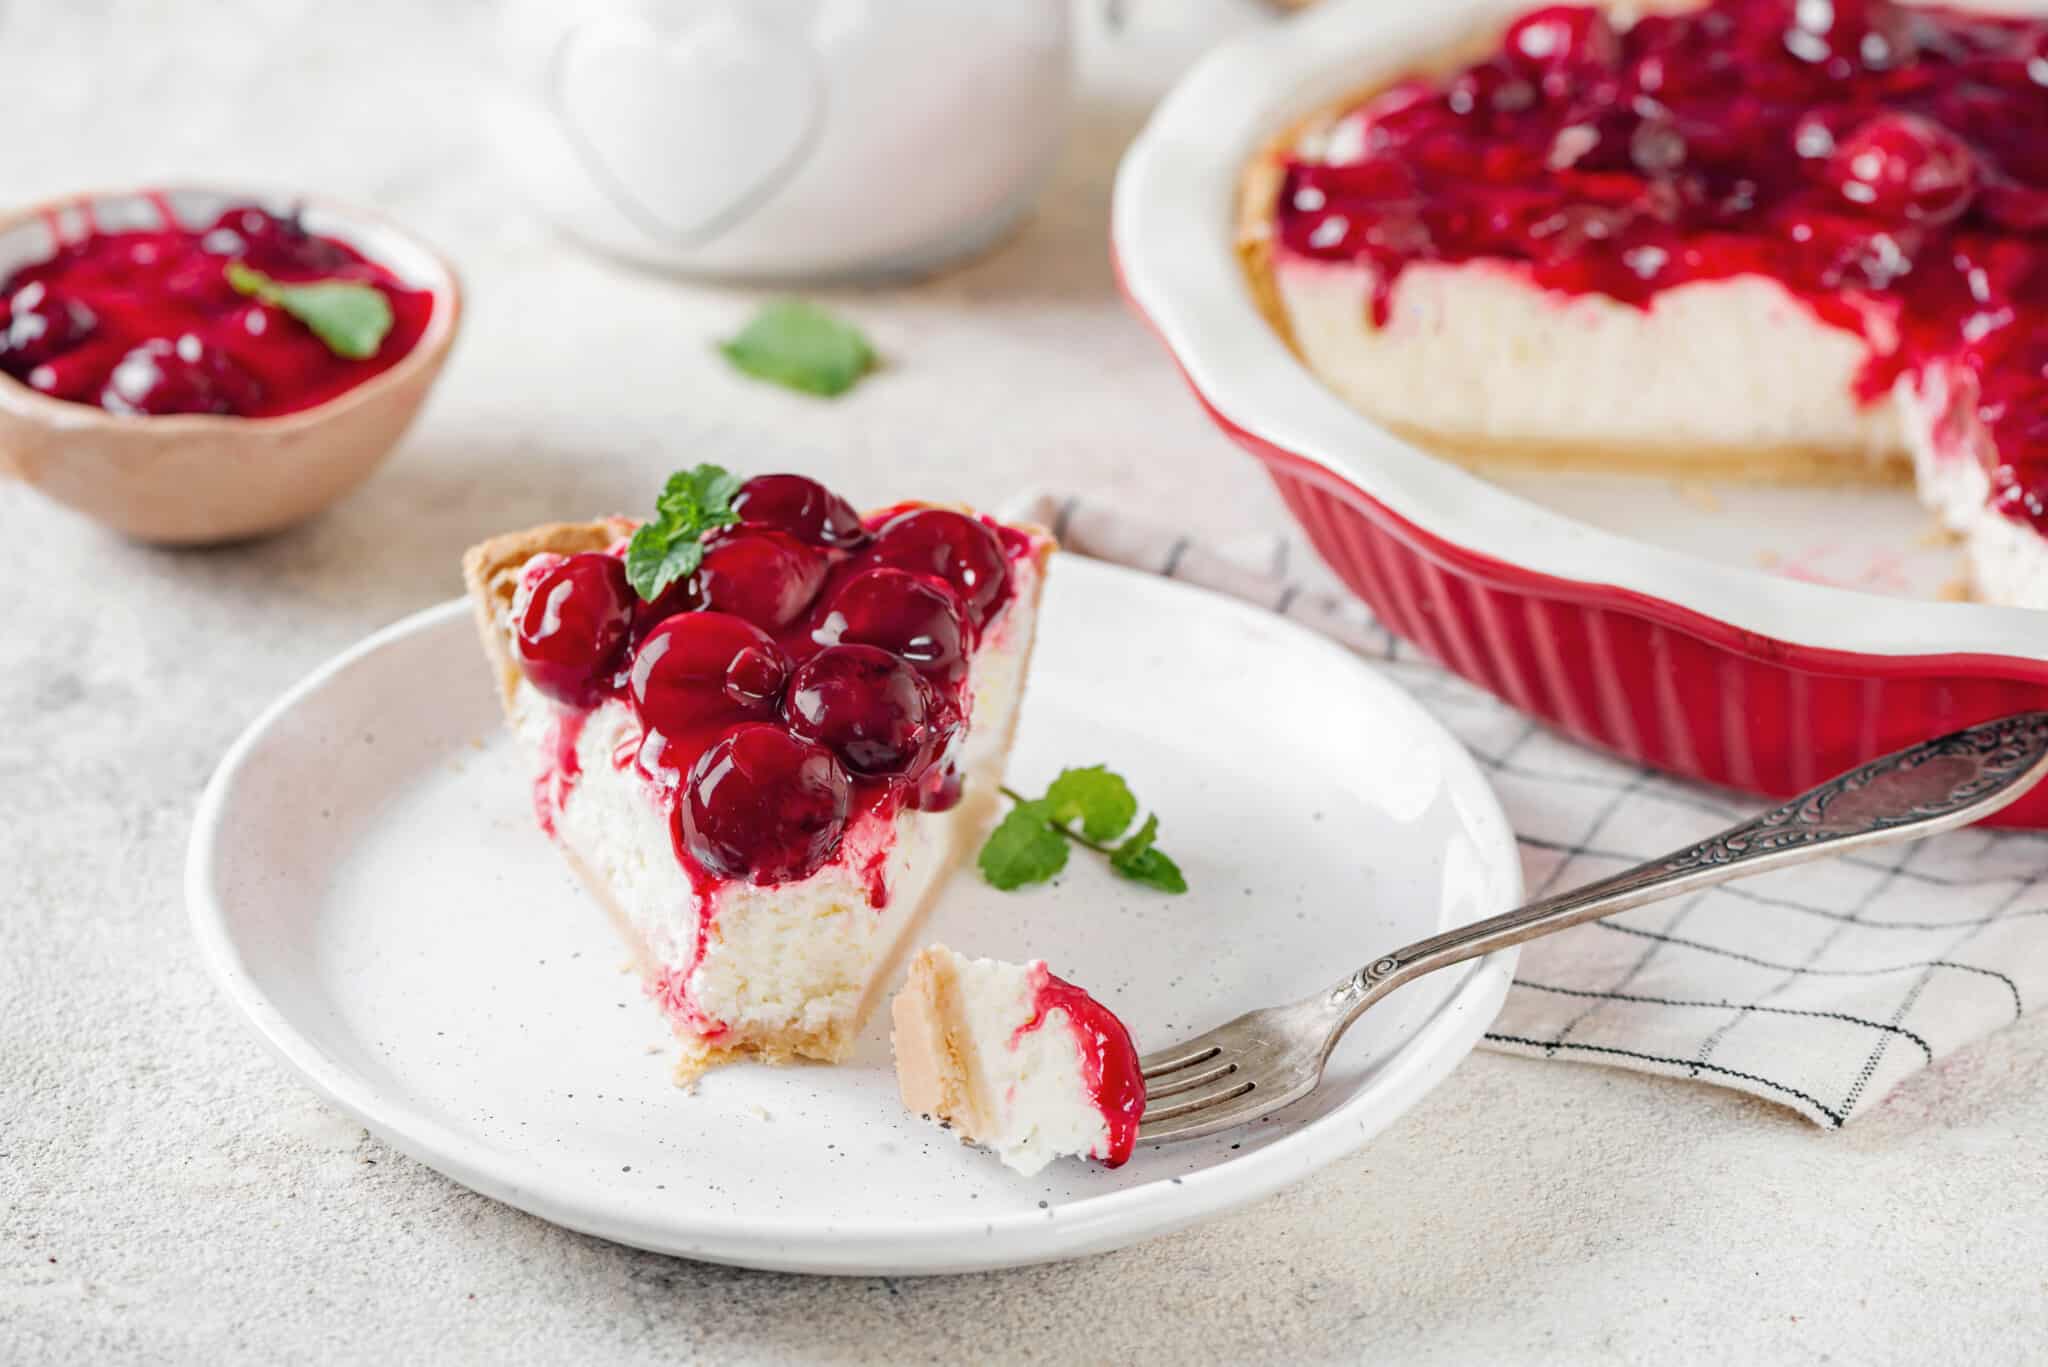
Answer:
[625,522,707,602]
[225,262,393,360]
[1110,814,1187,894]
[658,464,742,522]
[1044,766,1137,843]
[624,464,744,601]
[981,771,1186,894]
[719,300,875,397]
[978,801,1069,890]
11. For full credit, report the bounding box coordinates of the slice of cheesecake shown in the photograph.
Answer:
[464,470,1052,1079]
[891,945,1143,1175]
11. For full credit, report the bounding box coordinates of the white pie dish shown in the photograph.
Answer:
[185,556,1522,1274]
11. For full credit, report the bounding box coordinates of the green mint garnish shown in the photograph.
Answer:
[225,262,394,360]
[1108,814,1187,895]
[718,300,875,398]
[1043,765,1138,843]
[978,767,1186,894]
[624,464,743,602]
[978,800,1070,890]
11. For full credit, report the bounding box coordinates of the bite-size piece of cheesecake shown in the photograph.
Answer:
[891,945,1143,1175]
[1240,0,2048,605]
[464,471,1052,1079]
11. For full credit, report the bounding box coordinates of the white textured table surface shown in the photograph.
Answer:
[5,3,2046,1363]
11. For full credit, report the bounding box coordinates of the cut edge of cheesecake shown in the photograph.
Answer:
[1230,0,1920,489]
[463,509,1054,1081]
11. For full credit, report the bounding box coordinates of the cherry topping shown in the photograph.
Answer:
[679,724,850,884]
[783,644,938,778]
[1823,112,1977,225]
[906,760,965,813]
[629,612,789,746]
[1782,0,1916,72]
[513,552,636,708]
[99,336,264,417]
[732,473,867,549]
[1019,965,1143,1168]
[21,341,123,403]
[1503,6,1621,93]
[631,576,705,639]
[0,208,430,419]
[0,282,96,371]
[694,528,828,633]
[204,205,352,275]
[817,568,971,685]
[862,509,1012,628]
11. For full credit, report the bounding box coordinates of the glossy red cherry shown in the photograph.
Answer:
[732,473,867,549]
[1782,0,1916,71]
[1823,112,1977,224]
[631,576,705,638]
[20,341,123,403]
[1446,61,1538,120]
[1980,181,2048,234]
[99,335,264,416]
[783,645,937,778]
[629,612,789,747]
[694,528,828,633]
[862,509,1011,628]
[679,724,850,884]
[513,552,636,708]
[1502,5,1620,94]
[816,568,971,685]
[0,282,97,371]
[160,254,241,313]
[205,205,352,275]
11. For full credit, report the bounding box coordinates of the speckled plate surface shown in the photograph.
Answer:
[185,555,1521,1275]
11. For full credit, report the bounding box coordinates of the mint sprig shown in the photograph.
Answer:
[979,800,1069,889]
[979,767,1186,895]
[625,464,743,602]
[225,262,393,360]
[719,300,875,398]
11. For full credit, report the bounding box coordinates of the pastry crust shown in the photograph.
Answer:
[890,945,993,1143]
[461,507,1055,1081]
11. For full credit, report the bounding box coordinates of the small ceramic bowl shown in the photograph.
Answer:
[0,186,461,545]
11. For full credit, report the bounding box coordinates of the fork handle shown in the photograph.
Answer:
[1324,711,2048,1037]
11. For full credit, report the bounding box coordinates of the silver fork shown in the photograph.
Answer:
[1137,711,2048,1144]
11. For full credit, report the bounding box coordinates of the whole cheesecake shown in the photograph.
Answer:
[465,473,1052,1079]
[1239,0,2048,605]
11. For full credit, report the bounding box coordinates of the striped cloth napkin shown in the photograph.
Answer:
[1015,494,2048,1126]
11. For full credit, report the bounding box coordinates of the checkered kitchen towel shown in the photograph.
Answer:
[1016,494,2048,1127]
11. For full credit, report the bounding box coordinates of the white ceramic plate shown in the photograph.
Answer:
[186,556,1521,1275]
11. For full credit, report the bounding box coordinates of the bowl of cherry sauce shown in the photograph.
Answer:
[0,187,460,544]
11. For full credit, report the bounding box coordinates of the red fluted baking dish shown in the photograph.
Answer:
[1111,0,2048,826]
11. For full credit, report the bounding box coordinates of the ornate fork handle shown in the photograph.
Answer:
[1326,711,2048,1036]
